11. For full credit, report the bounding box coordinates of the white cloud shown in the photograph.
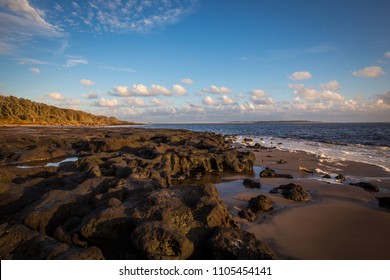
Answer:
[150,98,165,107]
[18,58,49,65]
[47,92,66,101]
[201,85,232,94]
[172,84,187,95]
[112,85,131,97]
[84,92,99,99]
[352,66,385,78]
[65,58,88,67]
[128,97,146,107]
[289,71,312,80]
[321,90,344,101]
[249,89,273,105]
[250,89,267,97]
[385,52,390,59]
[80,79,95,86]
[320,80,340,90]
[202,96,218,106]
[30,67,40,73]
[94,98,119,107]
[288,83,305,89]
[0,0,56,30]
[151,84,171,96]
[132,84,149,95]
[56,0,198,34]
[0,0,63,54]
[293,87,320,101]
[221,95,236,105]
[180,78,194,84]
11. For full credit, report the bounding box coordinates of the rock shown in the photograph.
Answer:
[271,183,310,201]
[350,182,380,192]
[238,209,256,221]
[299,166,315,173]
[247,195,273,212]
[335,174,346,183]
[377,197,390,209]
[322,174,331,179]
[131,221,194,260]
[207,227,277,259]
[260,167,293,179]
[243,178,261,189]
[277,159,287,164]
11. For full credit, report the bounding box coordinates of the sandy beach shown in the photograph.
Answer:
[217,148,390,259]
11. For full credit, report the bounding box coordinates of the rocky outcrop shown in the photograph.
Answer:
[260,167,293,179]
[243,178,261,189]
[0,127,270,260]
[377,197,390,209]
[350,182,380,192]
[271,183,310,201]
[207,227,277,259]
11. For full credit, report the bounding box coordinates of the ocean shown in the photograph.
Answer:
[145,122,390,172]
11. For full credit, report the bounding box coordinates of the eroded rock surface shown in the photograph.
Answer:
[0,127,275,259]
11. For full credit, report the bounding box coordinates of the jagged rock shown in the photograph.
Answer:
[243,178,261,189]
[336,174,346,183]
[260,167,293,179]
[377,197,390,209]
[207,227,277,259]
[238,209,257,221]
[247,195,273,212]
[271,183,310,201]
[350,182,380,192]
[131,221,194,260]
[0,127,260,260]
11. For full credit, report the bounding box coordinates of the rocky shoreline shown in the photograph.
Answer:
[0,126,276,260]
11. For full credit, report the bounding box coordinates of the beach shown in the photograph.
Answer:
[0,125,389,260]
[217,148,390,259]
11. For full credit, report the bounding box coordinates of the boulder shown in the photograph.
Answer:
[377,197,390,209]
[247,195,273,212]
[238,209,256,222]
[271,183,310,201]
[350,182,380,192]
[335,174,346,183]
[207,227,277,260]
[260,167,293,179]
[131,221,194,260]
[243,178,261,189]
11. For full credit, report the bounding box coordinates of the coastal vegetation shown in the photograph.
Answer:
[0,95,134,126]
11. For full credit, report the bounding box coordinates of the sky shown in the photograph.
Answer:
[0,0,390,123]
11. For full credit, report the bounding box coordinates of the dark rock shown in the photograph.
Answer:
[247,195,273,212]
[335,174,346,183]
[271,183,310,201]
[207,227,277,259]
[243,178,261,189]
[350,182,380,192]
[238,209,256,221]
[322,174,331,179]
[277,159,287,164]
[131,221,194,260]
[260,167,293,179]
[377,197,390,209]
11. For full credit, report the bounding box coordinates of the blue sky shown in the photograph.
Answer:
[0,0,389,122]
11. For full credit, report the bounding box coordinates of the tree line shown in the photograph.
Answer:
[0,95,135,126]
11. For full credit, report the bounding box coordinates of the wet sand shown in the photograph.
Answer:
[217,148,390,259]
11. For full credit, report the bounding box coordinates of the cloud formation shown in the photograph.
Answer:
[201,85,232,94]
[180,78,194,84]
[94,98,119,107]
[385,52,390,59]
[53,0,198,34]
[320,80,340,90]
[110,83,187,97]
[47,92,66,101]
[352,66,385,78]
[288,71,312,80]
[0,0,63,54]
[80,79,95,86]
[84,92,99,99]
[30,67,40,73]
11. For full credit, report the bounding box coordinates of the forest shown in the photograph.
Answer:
[0,95,134,125]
